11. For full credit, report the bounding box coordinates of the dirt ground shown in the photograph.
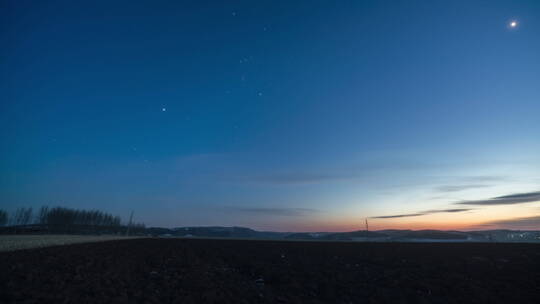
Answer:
[1,238,539,303]
[0,235,141,252]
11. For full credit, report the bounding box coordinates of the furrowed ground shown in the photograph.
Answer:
[1,238,539,303]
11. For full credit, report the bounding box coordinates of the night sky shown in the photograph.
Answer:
[1,0,539,231]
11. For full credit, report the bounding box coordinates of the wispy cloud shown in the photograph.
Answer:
[371,213,426,219]
[456,190,540,206]
[472,216,540,230]
[436,184,490,192]
[227,207,319,216]
[371,208,473,219]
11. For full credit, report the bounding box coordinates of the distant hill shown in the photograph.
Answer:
[147,226,289,239]
[322,230,388,240]
[173,226,259,238]
[379,230,469,240]
[144,226,540,242]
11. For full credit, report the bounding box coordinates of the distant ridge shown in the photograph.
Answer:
[145,226,540,242]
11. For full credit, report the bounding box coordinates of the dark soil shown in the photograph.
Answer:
[1,238,539,303]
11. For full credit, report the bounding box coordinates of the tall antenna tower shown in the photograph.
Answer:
[126,210,134,236]
[365,218,369,232]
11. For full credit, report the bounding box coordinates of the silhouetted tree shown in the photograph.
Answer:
[39,206,123,229]
[0,210,7,226]
[12,207,33,225]
[5,205,140,234]
[38,206,49,224]
[23,207,33,225]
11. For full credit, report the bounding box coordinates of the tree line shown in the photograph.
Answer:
[0,206,145,234]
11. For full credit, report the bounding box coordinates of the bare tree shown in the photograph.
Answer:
[0,210,7,226]
[22,207,33,225]
[11,207,33,225]
[41,206,124,228]
[7,205,135,234]
[38,206,49,224]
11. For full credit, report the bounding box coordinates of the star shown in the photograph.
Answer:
[162,107,166,112]
[509,20,518,28]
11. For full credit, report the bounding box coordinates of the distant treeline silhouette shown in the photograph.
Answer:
[0,209,7,226]
[0,206,145,235]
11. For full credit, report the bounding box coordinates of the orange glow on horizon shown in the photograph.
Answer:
[275,204,540,232]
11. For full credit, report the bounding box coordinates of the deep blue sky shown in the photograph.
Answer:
[1,0,539,231]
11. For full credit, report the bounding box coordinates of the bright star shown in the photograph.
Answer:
[509,20,518,28]
[162,107,166,112]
